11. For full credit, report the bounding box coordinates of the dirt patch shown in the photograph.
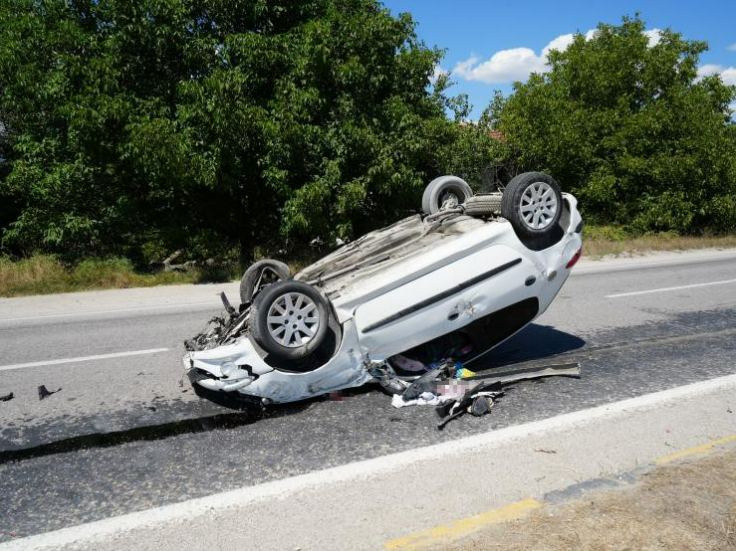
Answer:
[442,449,736,551]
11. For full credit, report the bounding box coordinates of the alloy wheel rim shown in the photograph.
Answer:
[520,182,558,230]
[266,292,320,347]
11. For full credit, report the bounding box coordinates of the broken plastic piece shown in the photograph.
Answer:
[0,392,13,402]
[401,360,457,401]
[220,292,236,315]
[455,367,476,379]
[38,385,61,400]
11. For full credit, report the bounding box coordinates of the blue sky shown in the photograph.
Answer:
[382,0,736,118]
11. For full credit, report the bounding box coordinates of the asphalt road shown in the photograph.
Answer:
[1,249,735,542]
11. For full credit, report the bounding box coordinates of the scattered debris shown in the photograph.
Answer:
[382,359,581,428]
[535,448,558,454]
[37,385,61,400]
[0,392,14,402]
[436,362,581,428]
[146,406,157,412]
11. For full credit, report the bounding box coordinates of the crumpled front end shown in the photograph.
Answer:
[182,337,274,394]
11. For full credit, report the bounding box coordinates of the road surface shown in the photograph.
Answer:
[1,248,735,548]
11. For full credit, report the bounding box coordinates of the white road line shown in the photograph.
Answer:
[3,372,736,551]
[606,277,736,298]
[0,348,170,372]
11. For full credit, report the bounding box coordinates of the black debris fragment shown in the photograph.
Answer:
[220,292,236,315]
[37,385,61,400]
[146,406,157,412]
[470,394,496,417]
[0,392,14,402]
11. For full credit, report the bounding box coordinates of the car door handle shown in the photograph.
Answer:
[447,312,460,321]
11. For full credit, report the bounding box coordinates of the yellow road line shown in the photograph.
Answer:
[656,433,736,465]
[384,498,543,550]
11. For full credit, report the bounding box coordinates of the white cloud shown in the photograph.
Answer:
[727,43,736,51]
[697,64,736,85]
[453,48,546,83]
[697,64,723,78]
[541,33,575,58]
[430,65,448,84]
[643,29,662,47]
[723,67,736,85]
[453,27,659,84]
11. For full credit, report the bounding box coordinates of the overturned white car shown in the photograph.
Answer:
[183,172,583,407]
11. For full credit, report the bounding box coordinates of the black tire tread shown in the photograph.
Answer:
[465,193,502,216]
[422,176,473,215]
[239,259,291,304]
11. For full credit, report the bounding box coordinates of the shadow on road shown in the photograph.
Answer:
[468,323,586,370]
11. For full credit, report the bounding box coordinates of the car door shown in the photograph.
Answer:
[353,244,539,359]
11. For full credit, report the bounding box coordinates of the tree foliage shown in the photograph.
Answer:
[0,0,458,261]
[486,16,736,233]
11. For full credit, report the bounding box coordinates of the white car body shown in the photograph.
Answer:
[183,194,583,404]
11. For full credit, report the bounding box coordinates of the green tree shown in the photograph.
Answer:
[486,16,736,233]
[0,0,458,262]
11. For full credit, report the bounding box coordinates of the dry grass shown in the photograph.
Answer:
[445,448,736,551]
[583,226,736,258]
[0,255,238,298]
[585,235,736,258]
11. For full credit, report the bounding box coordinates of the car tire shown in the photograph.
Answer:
[501,172,563,239]
[422,175,473,215]
[465,193,503,217]
[250,280,330,361]
[239,259,291,304]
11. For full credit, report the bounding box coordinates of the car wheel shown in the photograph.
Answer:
[422,175,473,215]
[250,280,330,361]
[239,259,291,304]
[501,172,563,239]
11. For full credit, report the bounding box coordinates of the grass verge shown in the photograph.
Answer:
[0,255,239,298]
[583,226,736,257]
[2,229,735,297]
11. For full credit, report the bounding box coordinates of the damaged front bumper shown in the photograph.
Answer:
[182,338,274,393]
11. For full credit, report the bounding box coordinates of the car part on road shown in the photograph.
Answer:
[0,392,13,402]
[37,385,61,400]
[239,259,291,305]
[219,292,236,315]
[502,172,563,239]
[436,362,582,428]
[375,358,581,427]
[422,175,473,215]
[250,280,331,361]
